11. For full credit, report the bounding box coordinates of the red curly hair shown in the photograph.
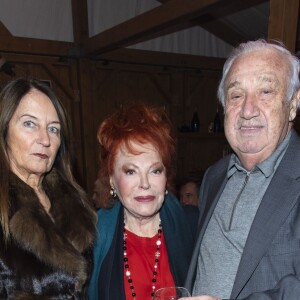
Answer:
[96,103,176,208]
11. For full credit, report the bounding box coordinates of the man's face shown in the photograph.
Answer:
[179,182,199,206]
[224,49,299,170]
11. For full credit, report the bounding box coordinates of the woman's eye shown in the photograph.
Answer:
[153,168,162,175]
[23,120,35,127]
[48,126,60,135]
[125,169,135,175]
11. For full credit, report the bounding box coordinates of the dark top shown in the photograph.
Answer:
[182,205,200,238]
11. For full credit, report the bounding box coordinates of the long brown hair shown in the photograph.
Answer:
[0,78,95,241]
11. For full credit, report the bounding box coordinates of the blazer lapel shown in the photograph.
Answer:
[231,131,300,298]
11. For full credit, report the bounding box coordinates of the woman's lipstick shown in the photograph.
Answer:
[134,196,155,202]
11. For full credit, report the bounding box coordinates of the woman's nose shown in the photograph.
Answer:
[37,128,50,146]
[139,175,150,190]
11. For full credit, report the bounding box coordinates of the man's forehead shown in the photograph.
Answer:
[226,73,279,89]
[228,49,289,75]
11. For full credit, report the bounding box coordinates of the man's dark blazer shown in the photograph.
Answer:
[185,129,300,299]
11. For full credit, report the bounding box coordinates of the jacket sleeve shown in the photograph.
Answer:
[237,275,300,300]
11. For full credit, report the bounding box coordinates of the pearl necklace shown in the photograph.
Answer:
[123,221,162,299]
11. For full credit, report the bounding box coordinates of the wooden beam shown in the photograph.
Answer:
[116,17,244,48]
[84,0,268,55]
[157,0,267,46]
[71,0,89,47]
[189,0,267,46]
[268,0,300,52]
[158,0,267,19]
[198,0,267,45]
[156,0,266,46]
[205,0,267,19]
[0,22,75,56]
[84,0,238,55]
[201,19,246,46]
[0,35,75,57]
[0,22,12,36]
[97,48,225,71]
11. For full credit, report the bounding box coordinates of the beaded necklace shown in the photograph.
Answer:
[123,221,162,299]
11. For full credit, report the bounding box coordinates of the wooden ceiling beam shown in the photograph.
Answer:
[204,0,267,19]
[0,36,74,57]
[137,13,245,47]
[157,0,266,46]
[200,19,246,46]
[196,0,267,45]
[0,22,12,36]
[71,0,89,47]
[0,22,74,57]
[84,0,247,56]
[158,0,267,19]
[98,48,225,71]
[84,0,268,56]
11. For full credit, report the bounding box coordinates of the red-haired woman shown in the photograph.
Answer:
[87,104,194,300]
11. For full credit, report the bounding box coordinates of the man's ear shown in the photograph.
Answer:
[289,90,300,122]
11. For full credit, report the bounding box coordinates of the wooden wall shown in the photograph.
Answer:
[0,50,227,197]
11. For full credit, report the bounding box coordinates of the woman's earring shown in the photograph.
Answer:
[110,187,117,198]
[165,189,168,195]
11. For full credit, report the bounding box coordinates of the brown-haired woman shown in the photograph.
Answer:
[0,78,97,299]
[87,103,194,300]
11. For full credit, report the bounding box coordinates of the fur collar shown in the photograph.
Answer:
[8,170,96,290]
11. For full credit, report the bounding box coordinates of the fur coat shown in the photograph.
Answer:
[0,170,96,299]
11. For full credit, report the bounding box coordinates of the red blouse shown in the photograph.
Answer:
[124,229,175,300]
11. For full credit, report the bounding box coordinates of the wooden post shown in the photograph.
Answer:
[268,0,300,52]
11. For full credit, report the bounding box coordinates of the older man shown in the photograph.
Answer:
[183,40,300,300]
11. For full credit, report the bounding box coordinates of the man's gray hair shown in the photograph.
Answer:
[217,39,300,109]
